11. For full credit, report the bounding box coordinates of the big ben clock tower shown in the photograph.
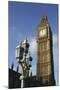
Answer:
[36,16,55,86]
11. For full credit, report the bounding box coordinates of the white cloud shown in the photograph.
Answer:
[53,34,59,85]
[53,34,58,45]
[53,34,58,63]
[29,38,36,55]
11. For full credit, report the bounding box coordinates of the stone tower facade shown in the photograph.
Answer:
[36,16,55,86]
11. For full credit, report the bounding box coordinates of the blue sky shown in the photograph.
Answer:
[8,1,58,85]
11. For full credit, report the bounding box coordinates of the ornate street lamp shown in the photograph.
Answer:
[16,42,24,62]
[16,39,33,88]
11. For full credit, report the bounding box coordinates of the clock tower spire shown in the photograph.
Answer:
[36,16,55,86]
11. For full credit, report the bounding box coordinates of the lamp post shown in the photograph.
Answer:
[16,39,32,88]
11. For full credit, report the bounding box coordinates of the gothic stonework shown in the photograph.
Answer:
[36,16,55,86]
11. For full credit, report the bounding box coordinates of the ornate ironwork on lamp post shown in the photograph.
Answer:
[16,39,32,87]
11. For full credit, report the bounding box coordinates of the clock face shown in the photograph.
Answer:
[39,29,46,37]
